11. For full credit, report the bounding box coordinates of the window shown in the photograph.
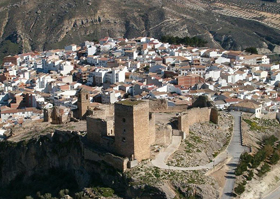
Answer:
[122,137,126,142]
[122,118,126,123]
[123,129,126,134]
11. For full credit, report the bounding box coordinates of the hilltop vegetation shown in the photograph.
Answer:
[160,35,208,47]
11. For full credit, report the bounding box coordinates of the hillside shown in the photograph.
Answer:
[1,0,280,55]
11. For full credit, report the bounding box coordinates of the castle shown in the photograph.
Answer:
[44,89,218,170]
[87,100,155,164]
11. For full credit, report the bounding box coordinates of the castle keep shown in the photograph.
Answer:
[87,100,154,162]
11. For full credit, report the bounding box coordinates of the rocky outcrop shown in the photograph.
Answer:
[0,131,170,198]
[0,131,86,187]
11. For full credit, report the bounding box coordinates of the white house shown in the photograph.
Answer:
[65,44,77,52]
[229,100,262,118]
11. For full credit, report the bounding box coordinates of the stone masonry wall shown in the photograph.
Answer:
[114,101,150,162]
[178,107,211,136]
[114,103,135,159]
[149,113,156,146]
[87,117,108,147]
[210,108,219,124]
[155,124,172,146]
[149,99,168,112]
[133,102,150,161]
[84,147,129,172]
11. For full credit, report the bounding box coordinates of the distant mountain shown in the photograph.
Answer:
[1,0,280,55]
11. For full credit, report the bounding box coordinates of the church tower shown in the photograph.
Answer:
[77,88,90,119]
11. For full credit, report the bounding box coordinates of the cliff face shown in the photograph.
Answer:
[0,132,86,187]
[0,131,168,198]
[1,0,280,54]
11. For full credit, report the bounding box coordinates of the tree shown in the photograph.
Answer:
[160,35,207,47]
[263,135,278,146]
[264,145,274,158]
[250,149,266,168]
[240,152,253,164]
[235,161,248,176]
[143,65,150,72]
[258,163,271,177]
[246,170,254,181]
[270,152,280,165]
[245,47,258,54]
[234,184,245,195]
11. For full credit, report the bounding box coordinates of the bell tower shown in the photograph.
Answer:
[77,88,90,119]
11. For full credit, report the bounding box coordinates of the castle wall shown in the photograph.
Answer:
[178,107,211,136]
[210,108,219,124]
[154,124,172,146]
[87,117,109,147]
[262,112,276,120]
[149,113,156,146]
[84,147,129,172]
[149,99,168,112]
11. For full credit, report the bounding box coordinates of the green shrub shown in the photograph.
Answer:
[240,152,253,164]
[245,47,258,54]
[246,170,254,181]
[250,149,266,168]
[270,152,280,165]
[235,161,248,176]
[234,184,245,195]
[263,135,278,146]
[258,163,271,177]
[160,35,208,47]
[264,145,274,158]
[93,187,114,197]
[243,119,264,131]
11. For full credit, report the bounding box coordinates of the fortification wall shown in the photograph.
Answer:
[84,147,129,172]
[178,107,212,136]
[149,99,168,112]
[262,112,276,120]
[155,124,172,146]
[149,113,156,146]
[210,108,219,124]
[87,117,111,146]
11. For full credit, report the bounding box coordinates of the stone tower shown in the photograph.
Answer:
[114,100,150,162]
[77,88,90,119]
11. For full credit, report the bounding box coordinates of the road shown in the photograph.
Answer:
[221,111,248,199]
[263,185,280,199]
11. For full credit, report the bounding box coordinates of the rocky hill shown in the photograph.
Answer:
[1,0,280,54]
[0,131,168,198]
